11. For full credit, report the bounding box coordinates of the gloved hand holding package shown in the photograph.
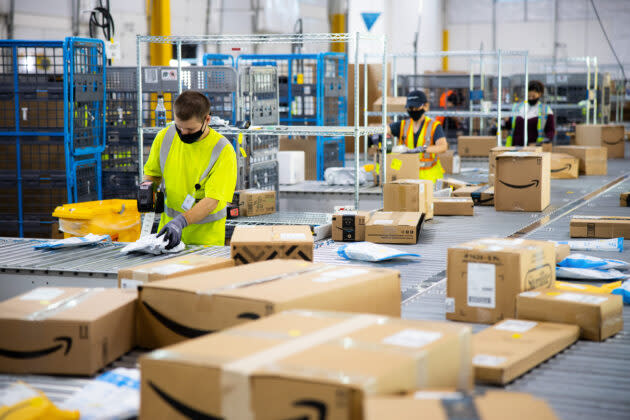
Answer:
[120,233,185,255]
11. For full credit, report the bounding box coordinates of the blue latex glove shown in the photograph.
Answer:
[156,214,188,250]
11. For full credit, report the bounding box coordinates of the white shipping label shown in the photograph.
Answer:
[337,210,357,216]
[467,263,496,308]
[413,391,464,400]
[495,320,538,333]
[519,291,541,298]
[20,288,65,301]
[373,219,394,225]
[555,293,607,305]
[151,263,194,276]
[473,354,507,367]
[445,297,455,313]
[120,279,144,289]
[144,68,158,83]
[280,233,307,241]
[383,329,443,349]
[312,268,369,283]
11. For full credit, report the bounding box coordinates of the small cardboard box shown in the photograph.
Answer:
[452,185,494,206]
[553,146,607,175]
[516,288,624,341]
[472,319,579,385]
[569,215,630,239]
[366,212,424,244]
[384,179,434,219]
[385,153,420,182]
[365,390,560,420]
[575,123,625,158]
[457,136,497,157]
[446,238,556,324]
[488,146,542,180]
[136,260,401,349]
[332,210,370,242]
[555,243,570,263]
[440,177,472,191]
[236,189,276,217]
[139,311,473,420]
[438,150,460,174]
[495,152,550,212]
[0,287,136,375]
[621,192,630,207]
[118,255,234,289]
[550,153,579,179]
[372,96,407,113]
[230,225,314,265]
[434,197,474,216]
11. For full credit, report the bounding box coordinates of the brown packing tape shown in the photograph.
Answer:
[26,288,104,321]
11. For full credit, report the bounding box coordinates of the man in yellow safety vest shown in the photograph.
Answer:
[387,90,448,183]
[142,90,237,248]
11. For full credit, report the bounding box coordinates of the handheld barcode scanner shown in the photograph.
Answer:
[137,182,165,237]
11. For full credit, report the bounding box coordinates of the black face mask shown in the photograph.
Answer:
[529,98,539,106]
[176,119,208,144]
[408,109,425,121]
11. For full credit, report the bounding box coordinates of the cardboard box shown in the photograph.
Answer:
[279,136,317,180]
[453,185,494,206]
[0,287,136,375]
[332,210,370,242]
[433,197,474,216]
[365,391,560,420]
[569,215,630,239]
[495,152,550,212]
[139,310,473,420]
[438,149,460,174]
[457,136,497,157]
[516,288,624,341]
[555,243,570,263]
[472,319,579,384]
[439,177,471,191]
[236,189,276,217]
[117,255,234,289]
[372,96,407,113]
[488,146,542,183]
[136,260,402,349]
[385,153,420,182]
[384,179,433,219]
[366,212,424,244]
[230,225,314,265]
[446,238,556,324]
[550,153,579,179]
[621,192,630,207]
[553,146,607,175]
[575,124,625,158]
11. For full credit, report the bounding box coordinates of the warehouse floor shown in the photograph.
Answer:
[1,151,629,419]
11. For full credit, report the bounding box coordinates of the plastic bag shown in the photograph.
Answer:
[557,253,630,270]
[33,234,110,250]
[120,234,185,255]
[556,266,629,281]
[556,237,623,252]
[324,167,372,186]
[556,280,622,294]
[612,280,630,304]
[0,382,79,420]
[337,242,420,262]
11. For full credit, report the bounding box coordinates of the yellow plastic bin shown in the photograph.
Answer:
[52,199,141,242]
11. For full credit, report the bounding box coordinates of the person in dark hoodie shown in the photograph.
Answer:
[506,80,555,146]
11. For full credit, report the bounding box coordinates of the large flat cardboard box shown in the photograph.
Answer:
[136,260,401,349]
[550,153,579,179]
[438,149,460,174]
[372,96,407,113]
[553,145,607,175]
[230,225,314,265]
[569,215,630,239]
[365,390,560,420]
[621,192,630,207]
[139,310,473,420]
[385,153,420,182]
[0,287,136,375]
[575,124,625,158]
[366,212,424,244]
[446,238,556,324]
[384,179,434,219]
[472,319,579,384]
[458,136,497,157]
[279,136,317,180]
[236,189,276,216]
[495,152,550,212]
[453,184,494,206]
[434,197,474,216]
[118,255,234,289]
[332,210,370,242]
[516,288,623,341]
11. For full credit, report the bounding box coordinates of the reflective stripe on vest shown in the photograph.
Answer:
[159,125,230,224]
[506,103,548,146]
[400,118,440,169]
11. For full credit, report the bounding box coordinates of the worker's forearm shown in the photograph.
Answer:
[184,197,219,224]
[427,138,448,154]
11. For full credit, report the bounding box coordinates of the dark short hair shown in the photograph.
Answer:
[174,90,210,121]
[528,80,544,94]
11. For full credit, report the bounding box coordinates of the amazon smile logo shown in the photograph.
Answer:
[551,164,572,173]
[499,179,540,189]
[603,138,623,145]
[0,336,72,359]
[284,399,328,420]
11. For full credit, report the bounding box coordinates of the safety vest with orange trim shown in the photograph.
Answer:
[398,117,441,169]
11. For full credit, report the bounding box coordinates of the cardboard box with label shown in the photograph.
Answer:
[118,255,234,289]
[0,287,136,375]
[230,225,314,265]
[575,123,625,158]
[569,215,630,239]
[550,153,579,179]
[235,189,276,217]
[385,153,420,183]
[437,149,460,174]
[332,211,370,242]
[446,238,556,324]
[457,136,497,157]
[139,310,473,419]
[516,288,623,341]
[495,152,550,212]
[488,146,542,183]
[136,260,401,349]
[472,319,579,385]
[366,212,424,244]
[384,179,433,219]
[365,391,560,420]
[453,185,495,206]
[434,197,474,216]
[621,192,630,207]
[553,146,607,175]
[372,96,407,113]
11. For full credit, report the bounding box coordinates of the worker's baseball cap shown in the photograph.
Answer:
[406,90,428,108]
